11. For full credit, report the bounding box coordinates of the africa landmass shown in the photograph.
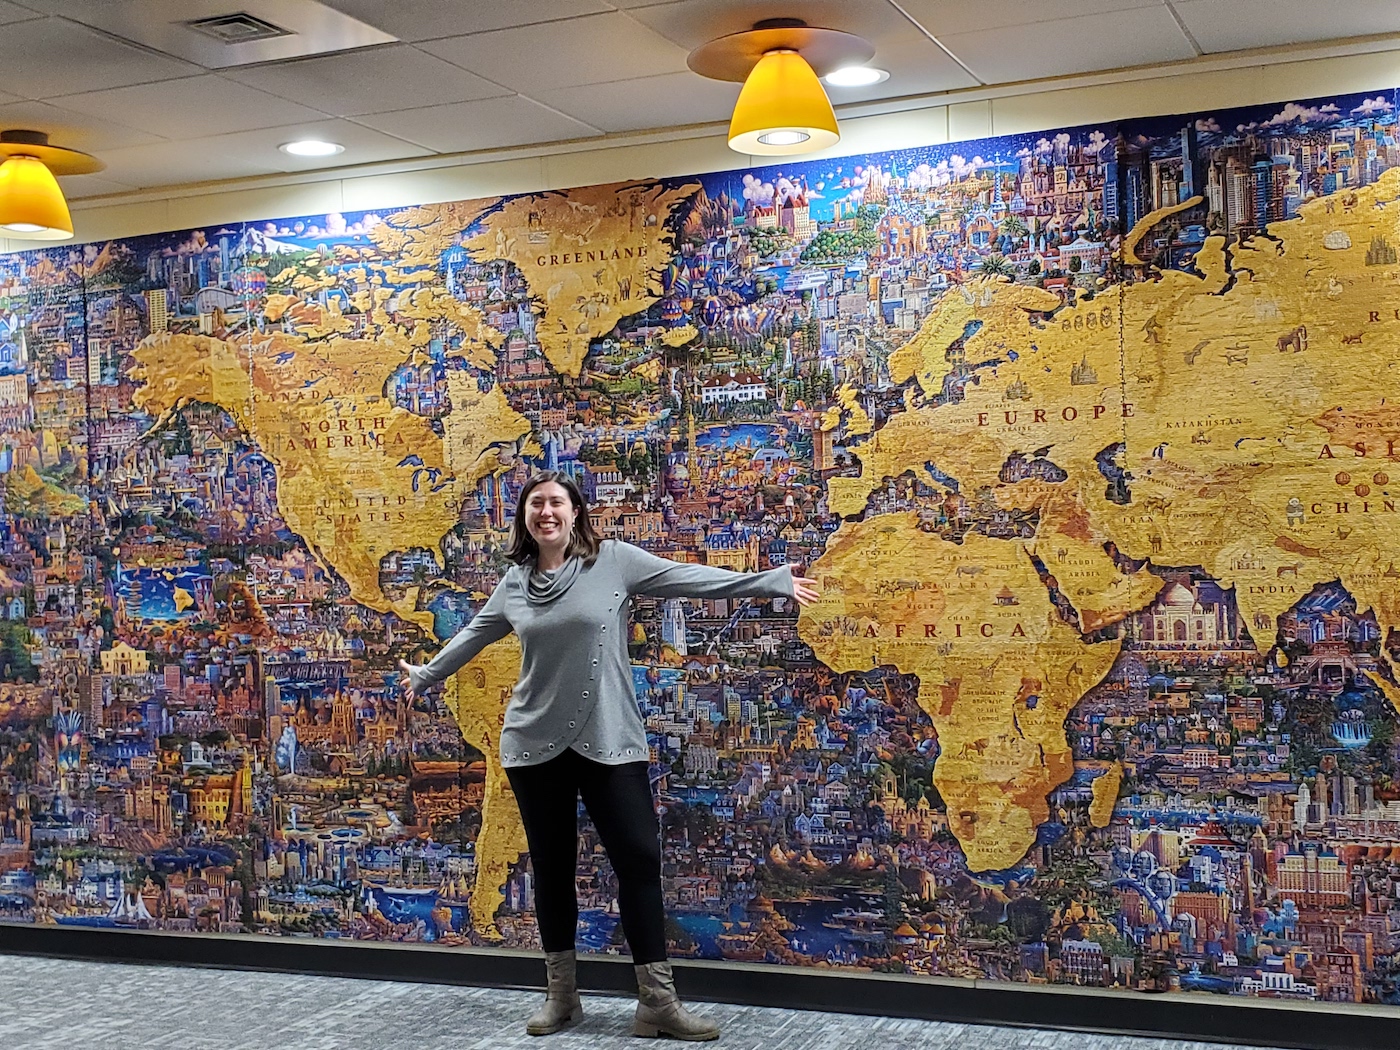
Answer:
[803,166,1400,870]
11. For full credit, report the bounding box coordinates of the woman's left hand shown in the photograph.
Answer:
[791,575,821,607]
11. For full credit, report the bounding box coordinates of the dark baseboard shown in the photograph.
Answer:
[1,923,1397,1050]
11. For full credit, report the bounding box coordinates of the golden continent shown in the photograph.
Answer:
[441,639,527,938]
[818,173,1400,856]
[466,181,698,377]
[130,331,530,632]
[799,516,1120,871]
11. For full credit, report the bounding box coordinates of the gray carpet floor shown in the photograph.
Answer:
[0,954,1287,1050]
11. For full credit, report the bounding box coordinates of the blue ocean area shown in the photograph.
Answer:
[366,886,469,940]
[428,589,479,642]
[695,423,781,451]
[631,664,685,699]
[114,564,212,621]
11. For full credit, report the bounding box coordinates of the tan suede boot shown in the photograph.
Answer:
[632,961,719,1041]
[526,950,584,1036]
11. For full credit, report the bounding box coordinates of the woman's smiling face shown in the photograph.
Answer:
[524,481,577,550]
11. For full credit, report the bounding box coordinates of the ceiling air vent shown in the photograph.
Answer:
[184,13,293,44]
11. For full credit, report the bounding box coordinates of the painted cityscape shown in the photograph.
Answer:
[1,85,1400,1008]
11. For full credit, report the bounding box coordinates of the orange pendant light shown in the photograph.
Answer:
[728,49,839,155]
[688,19,875,158]
[0,130,105,242]
[0,155,74,240]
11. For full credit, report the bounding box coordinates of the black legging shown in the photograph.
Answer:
[504,748,666,963]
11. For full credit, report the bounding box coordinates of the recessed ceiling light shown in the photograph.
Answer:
[279,139,344,158]
[825,66,889,87]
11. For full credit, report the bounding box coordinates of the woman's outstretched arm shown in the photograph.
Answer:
[614,541,819,605]
[398,583,513,699]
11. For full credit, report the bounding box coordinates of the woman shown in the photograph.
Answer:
[400,470,819,1040]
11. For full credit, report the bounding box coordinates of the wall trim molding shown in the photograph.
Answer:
[1,924,1396,1050]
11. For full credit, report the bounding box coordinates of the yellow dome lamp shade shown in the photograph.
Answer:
[0,130,105,241]
[688,18,874,157]
[729,50,837,155]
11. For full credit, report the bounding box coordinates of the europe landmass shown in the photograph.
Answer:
[804,167,1400,870]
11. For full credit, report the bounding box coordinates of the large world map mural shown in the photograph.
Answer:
[2,85,1400,1004]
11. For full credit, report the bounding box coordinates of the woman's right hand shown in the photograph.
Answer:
[397,659,418,701]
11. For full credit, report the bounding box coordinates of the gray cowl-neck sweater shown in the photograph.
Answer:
[404,540,794,767]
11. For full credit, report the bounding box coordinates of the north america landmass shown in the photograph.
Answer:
[129,182,694,928]
[126,163,1400,919]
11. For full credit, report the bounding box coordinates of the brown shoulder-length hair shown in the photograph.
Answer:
[505,470,602,566]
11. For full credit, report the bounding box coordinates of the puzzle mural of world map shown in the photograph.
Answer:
[2,83,1400,1006]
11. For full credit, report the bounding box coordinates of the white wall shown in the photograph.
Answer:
[12,37,1400,249]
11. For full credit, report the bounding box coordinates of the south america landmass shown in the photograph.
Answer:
[442,640,527,937]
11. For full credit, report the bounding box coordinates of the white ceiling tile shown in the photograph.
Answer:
[0,17,199,98]
[897,0,1165,37]
[223,44,511,117]
[1169,0,1400,53]
[26,0,396,69]
[94,119,434,189]
[0,98,163,151]
[220,119,436,172]
[59,172,138,200]
[93,139,287,189]
[420,11,689,92]
[321,0,614,41]
[534,71,740,134]
[822,25,979,98]
[51,75,328,138]
[353,96,601,153]
[626,0,978,98]
[940,6,1196,83]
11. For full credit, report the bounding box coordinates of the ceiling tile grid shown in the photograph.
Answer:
[934,5,1199,84]
[352,96,604,154]
[417,10,692,93]
[51,75,329,137]
[1169,0,1400,55]
[221,44,514,118]
[0,0,1391,197]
